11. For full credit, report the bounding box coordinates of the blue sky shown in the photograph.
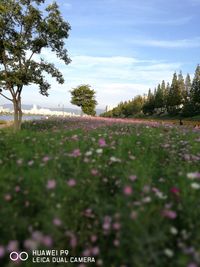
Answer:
[1,0,200,109]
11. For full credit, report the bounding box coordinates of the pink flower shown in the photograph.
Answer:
[41,236,53,247]
[32,231,43,242]
[123,186,133,196]
[70,236,77,248]
[90,235,98,243]
[67,179,76,187]
[170,187,180,196]
[82,249,91,256]
[98,138,106,147]
[46,179,56,190]
[0,246,5,258]
[113,222,121,231]
[162,209,177,219]
[4,194,12,201]
[129,175,137,181]
[91,169,98,176]
[28,160,34,166]
[7,240,19,252]
[71,149,81,157]
[43,156,50,162]
[24,239,38,250]
[188,263,198,267]
[15,186,21,193]
[91,246,100,256]
[53,218,62,226]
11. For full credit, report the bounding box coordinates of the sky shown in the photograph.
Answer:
[1,0,200,110]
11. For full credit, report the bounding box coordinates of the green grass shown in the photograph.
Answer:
[0,118,200,267]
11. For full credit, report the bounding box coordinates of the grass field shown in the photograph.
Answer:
[0,117,200,267]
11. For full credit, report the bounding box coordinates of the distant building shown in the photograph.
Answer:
[22,104,79,117]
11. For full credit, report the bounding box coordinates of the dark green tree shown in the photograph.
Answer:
[143,89,155,115]
[0,0,71,130]
[155,83,165,111]
[70,84,97,116]
[167,72,183,114]
[185,73,192,97]
[190,65,200,114]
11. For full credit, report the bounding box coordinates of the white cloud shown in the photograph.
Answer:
[0,51,183,109]
[129,37,200,48]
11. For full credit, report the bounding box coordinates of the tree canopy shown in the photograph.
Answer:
[0,0,71,130]
[70,84,97,116]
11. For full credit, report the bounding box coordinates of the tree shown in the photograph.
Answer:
[155,83,165,111]
[185,73,192,97]
[167,72,183,114]
[70,85,97,116]
[190,65,200,114]
[142,89,155,115]
[0,0,71,130]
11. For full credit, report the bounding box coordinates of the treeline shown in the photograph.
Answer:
[101,65,200,118]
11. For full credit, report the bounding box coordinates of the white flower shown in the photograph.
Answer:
[187,172,200,180]
[110,156,121,162]
[170,227,178,235]
[191,183,200,189]
[96,149,103,154]
[164,248,174,258]
[85,151,92,156]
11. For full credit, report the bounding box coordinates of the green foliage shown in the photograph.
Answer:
[190,65,200,115]
[102,95,145,118]
[70,84,97,116]
[103,65,199,119]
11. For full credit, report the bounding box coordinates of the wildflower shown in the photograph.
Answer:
[130,211,138,220]
[162,209,177,219]
[32,231,43,242]
[0,246,5,258]
[15,186,21,192]
[129,175,137,181]
[170,187,180,195]
[96,148,103,154]
[187,172,200,180]
[43,156,50,162]
[7,240,19,252]
[91,246,100,256]
[110,156,121,163]
[46,179,56,190]
[67,179,76,187]
[71,149,81,157]
[91,169,98,176]
[113,222,121,231]
[90,235,98,243]
[4,194,12,201]
[188,263,198,267]
[70,236,77,248]
[53,218,62,226]
[28,160,34,166]
[191,183,200,189]
[123,186,133,196]
[170,227,178,235]
[24,239,38,250]
[113,239,120,247]
[41,236,53,247]
[85,151,92,156]
[164,248,174,257]
[98,138,106,147]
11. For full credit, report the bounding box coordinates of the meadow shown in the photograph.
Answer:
[0,117,200,267]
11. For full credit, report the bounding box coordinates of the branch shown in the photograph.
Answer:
[0,92,13,102]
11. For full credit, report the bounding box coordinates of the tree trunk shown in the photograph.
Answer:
[13,97,22,131]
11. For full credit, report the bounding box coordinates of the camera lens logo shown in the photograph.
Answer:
[10,251,29,261]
